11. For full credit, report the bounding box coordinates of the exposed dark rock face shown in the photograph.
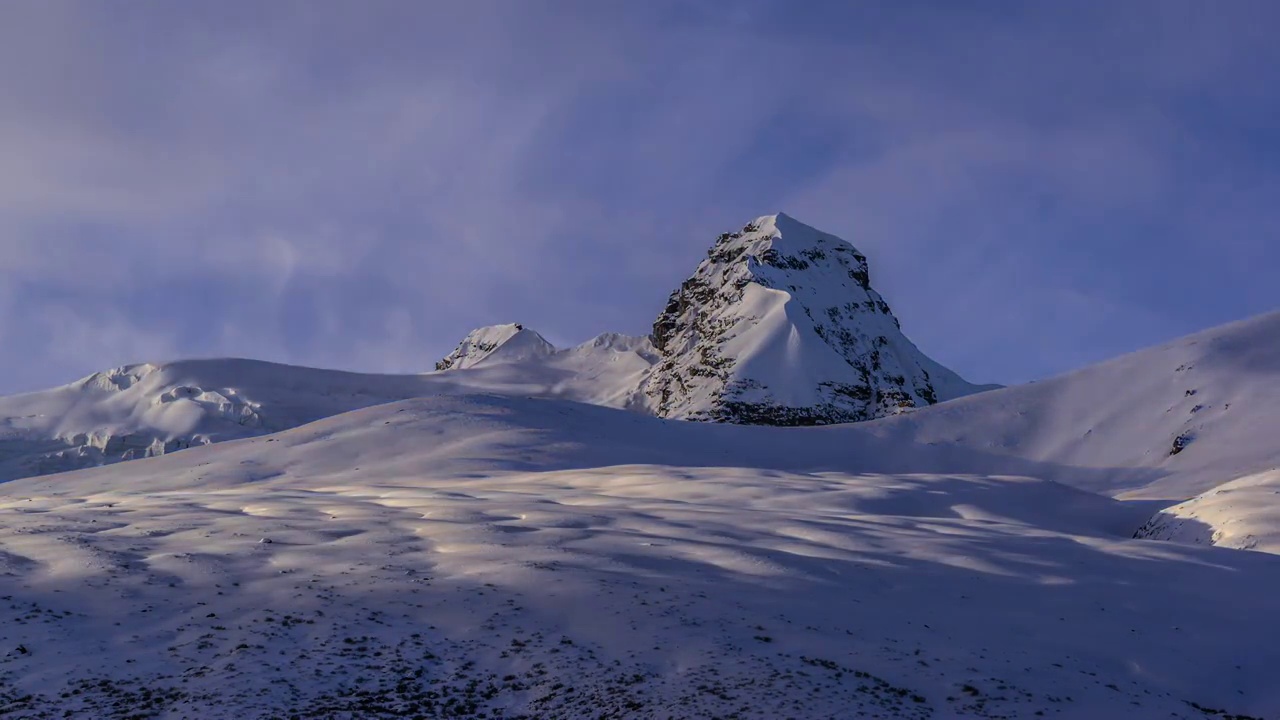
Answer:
[642,213,985,425]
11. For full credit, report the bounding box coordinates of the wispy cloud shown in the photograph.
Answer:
[1,1,1277,392]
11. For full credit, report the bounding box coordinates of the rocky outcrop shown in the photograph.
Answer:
[641,213,986,425]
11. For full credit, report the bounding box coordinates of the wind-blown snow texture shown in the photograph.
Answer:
[645,213,991,424]
[0,394,1276,718]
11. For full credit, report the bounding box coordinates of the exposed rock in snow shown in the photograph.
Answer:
[643,213,990,425]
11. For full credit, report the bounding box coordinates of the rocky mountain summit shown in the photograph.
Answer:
[640,213,989,424]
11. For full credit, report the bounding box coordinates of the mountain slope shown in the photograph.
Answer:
[0,393,1275,719]
[644,213,991,425]
[1135,469,1280,553]
[857,310,1280,504]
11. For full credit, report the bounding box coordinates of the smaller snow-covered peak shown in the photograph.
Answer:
[435,323,555,371]
[572,333,657,359]
[77,363,162,393]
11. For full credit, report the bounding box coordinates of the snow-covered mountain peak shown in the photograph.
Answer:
[434,323,555,370]
[643,213,988,425]
[723,212,868,285]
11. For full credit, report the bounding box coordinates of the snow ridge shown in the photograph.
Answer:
[643,213,988,425]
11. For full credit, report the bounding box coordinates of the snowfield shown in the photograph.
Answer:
[1,394,1278,719]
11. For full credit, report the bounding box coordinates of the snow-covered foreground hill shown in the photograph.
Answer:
[0,394,1277,719]
[858,310,1280,502]
[853,310,1280,551]
[1135,469,1280,554]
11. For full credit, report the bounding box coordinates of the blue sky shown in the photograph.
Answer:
[1,1,1278,394]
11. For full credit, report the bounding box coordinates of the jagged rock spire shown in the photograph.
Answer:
[642,213,984,425]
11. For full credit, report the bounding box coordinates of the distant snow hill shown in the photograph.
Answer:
[0,330,657,482]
